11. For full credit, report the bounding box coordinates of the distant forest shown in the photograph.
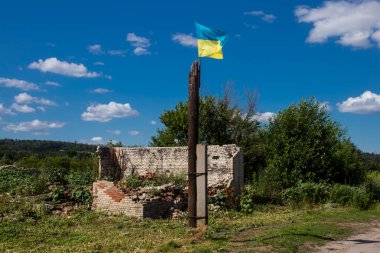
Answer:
[0,138,379,168]
[0,139,97,164]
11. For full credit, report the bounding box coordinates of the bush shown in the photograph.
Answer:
[49,185,66,203]
[240,185,256,214]
[264,98,363,191]
[281,182,330,206]
[352,187,372,210]
[71,186,92,205]
[330,184,355,206]
[66,170,95,187]
[0,168,45,196]
[209,187,239,210]
[44,167,68,184]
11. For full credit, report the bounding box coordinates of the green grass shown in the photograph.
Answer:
[1,200,380,252]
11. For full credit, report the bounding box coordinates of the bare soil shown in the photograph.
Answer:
[315,220,380,253]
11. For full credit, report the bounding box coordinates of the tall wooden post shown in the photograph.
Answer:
[188,60,200,228]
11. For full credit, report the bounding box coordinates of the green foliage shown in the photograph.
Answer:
[281,183,374,210]
[44,167,68,184]
[71,187,92,205]
[281,182,330,206]
[49,185,66,203]
[150,93,264,179]
[352,187,372,210]
[264,98,363,191]
[330,184,355,206]
[209,187,239,210]
[123,173,144,189]
[0,139,96,165]
[121,172,187,190]
[0,167,45,196]
[239,185,256,214]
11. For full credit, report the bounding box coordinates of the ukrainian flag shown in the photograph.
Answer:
[195,22,228,59]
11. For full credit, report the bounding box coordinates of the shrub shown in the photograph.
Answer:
[240,185,256,214]
[71,186,92,205]
[352,187,372,210]
[209,187,239,210]
[44,167,68,184]
[264,98,362,191]
[281,182,330,206]
[49,185,66,203]
[329,184,355,206]
[66,170,95,187]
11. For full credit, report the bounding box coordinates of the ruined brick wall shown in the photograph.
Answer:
[92,181,171,218]
[97,144,244,189]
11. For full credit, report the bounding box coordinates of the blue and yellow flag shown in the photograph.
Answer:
[195,22,228,59]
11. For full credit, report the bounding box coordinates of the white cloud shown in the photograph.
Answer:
[244,10,276,23]
[93,61,105,66]
[88,44,104,55]
[133,47,150,56]
[14,92,56,106]
[172,33,197,47]
[149,120,157,125]
[320,101,332,112]
[91,88,112,94]
[252,112,276,123]
[0,104,14,115]
[127,33,151,48]
[108,130,121,135]
[128,130,140,136]
[108,49,127,56]
[81,101,138,122]
[337,91,380,114]
[4,119,64,133]
[295,1,380,48]
[90,136,104,144]
[28,57,100,78]
[0,77,39,91]
[127,33,151,56]
[45,81,62,87]
[11,103,35,113]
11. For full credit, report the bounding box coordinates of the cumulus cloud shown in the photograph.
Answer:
[4,119,64,133]
[14,92,56,106]
[11,103,35,113]
[127,33,151,56]
[0,77,39,91]
[172,33,198,47]
[108,130,121,135]
[90,136,104,144]
[244,10,276,23]
[28,57,100,78]
[81,101,138,122]
[149,120,157,125]
[337,91,380,114]
[45,81,62,87]
[0,104,14,115]
[91,88,112,94]
[295,1,380,48]
[251,112,276,123]
[108,50,127,56]
[128,130,140,136]
[87,44,104,55]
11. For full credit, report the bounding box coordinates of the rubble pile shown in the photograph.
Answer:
[116,173,188,218]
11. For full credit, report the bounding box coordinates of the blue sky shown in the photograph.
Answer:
[0,0,379,153]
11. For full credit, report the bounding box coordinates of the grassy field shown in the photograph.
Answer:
[1,202,380,253]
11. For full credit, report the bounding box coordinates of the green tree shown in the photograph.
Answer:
[263,98,363,191]
[150,92,266,178]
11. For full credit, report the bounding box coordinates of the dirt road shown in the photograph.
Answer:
[315,221,380,253]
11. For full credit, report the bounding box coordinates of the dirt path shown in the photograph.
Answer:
[315,221,380,253]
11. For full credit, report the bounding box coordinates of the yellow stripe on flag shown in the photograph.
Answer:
[197,39,223,59]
